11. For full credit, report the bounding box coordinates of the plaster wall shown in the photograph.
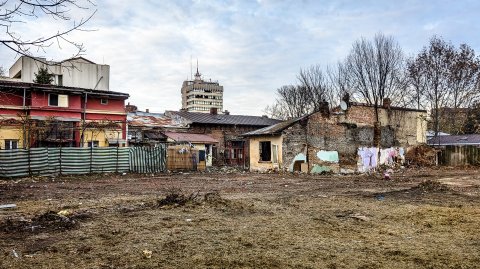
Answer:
[248,135,283,172]
[0,127,24,149]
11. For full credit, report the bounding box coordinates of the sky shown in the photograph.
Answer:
[1,0,480,115]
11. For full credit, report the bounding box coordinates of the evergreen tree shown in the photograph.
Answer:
[33,67,54,84]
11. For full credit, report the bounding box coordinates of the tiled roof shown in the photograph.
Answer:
[163,132,218,143]
[242,115,308,136]
[168,111,281,126]
[127,111,187,128]
[427,134,480,146]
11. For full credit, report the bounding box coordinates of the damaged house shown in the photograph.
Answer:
[243,99,427,173]
[166,108,281,166]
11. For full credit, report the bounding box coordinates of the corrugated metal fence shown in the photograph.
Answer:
[129,145,166,173]
[0,146,166,178]
[437,145,480,166]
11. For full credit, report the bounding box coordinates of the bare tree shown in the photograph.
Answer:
[264,65,333,119]
[0,0,96,64]
[344,33,406,122]
[0,65,5,76]
[327,61,356,106]
[407,37,479,135]
[297,64,333,110]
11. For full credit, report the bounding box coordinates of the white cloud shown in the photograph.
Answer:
[2,0,480,115]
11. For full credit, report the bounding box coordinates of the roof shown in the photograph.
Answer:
[242,115,308,136]
[426,130,450,137]
[168,111,281,126]
[127,111,187,128]
[427,134,480,146]
[61,57,96,65]
[0,80,129,99]
[163,132,218,144]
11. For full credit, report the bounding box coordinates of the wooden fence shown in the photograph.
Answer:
[166,146,200,171]
[437,145,480,166]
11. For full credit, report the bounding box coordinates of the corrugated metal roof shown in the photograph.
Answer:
[127,111,187,128]
[163,132,219,143]
[168,111,281,126]
[428,134,480,146]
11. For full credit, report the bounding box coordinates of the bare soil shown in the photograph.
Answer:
[1,167,480,269]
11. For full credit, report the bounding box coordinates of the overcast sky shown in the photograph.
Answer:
[1,0,480,115]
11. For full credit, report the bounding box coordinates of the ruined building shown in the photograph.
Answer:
[243,99,427,173]
[181,65,223,113]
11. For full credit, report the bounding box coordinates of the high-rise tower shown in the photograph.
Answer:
[181,62,223,113]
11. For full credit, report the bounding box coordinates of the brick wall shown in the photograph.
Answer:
[188,124,263,165]
[282,120,307,171]
[280,105,426,172]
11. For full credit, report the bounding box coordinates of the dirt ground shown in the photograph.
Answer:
[1,167,480,269]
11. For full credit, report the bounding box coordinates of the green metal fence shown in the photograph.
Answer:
[129,145,167,173]
[0,146,166,178]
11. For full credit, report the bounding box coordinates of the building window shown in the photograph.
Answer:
[87,141,99,148]
[57,75,63,86]
[49,93,58,106]
[48,93,68,107]
[259,141,271,162]
[5,140,18,150]
[101,99,108,105]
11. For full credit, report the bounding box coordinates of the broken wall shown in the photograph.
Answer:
[281,120,308,172]
[278,104,426,174]
[341,105,427,146]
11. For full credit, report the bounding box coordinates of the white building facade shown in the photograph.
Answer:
[181,67,223,113]
[9,56,110,91]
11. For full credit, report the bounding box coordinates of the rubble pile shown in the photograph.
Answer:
[405,145,438,167]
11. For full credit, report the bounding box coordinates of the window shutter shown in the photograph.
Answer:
[58,94,69,107]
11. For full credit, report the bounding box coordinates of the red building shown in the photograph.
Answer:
[0,80,129,149]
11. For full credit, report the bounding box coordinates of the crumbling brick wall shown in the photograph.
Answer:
[282,120,307,171]
[344,105,424,146]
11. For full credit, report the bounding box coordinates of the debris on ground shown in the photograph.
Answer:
[143,249,152,259]
[0,204,17,210]
[0,210,92,234]
[11,249,20,258]
[405,145,438,167]
[157,189,199,207]
[413,179,450,193]
[335,210,370,221]
[57,209,71,217]
[206,166,246,174]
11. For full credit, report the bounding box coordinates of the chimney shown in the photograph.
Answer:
[145,108,150,113]
[210,107,218,115]
[382,98,391,109]
[224,110,230,115]
[125,102,138,113]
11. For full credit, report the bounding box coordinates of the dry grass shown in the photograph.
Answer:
[1,169,480,268]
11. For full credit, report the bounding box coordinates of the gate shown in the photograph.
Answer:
[129,145,167,173]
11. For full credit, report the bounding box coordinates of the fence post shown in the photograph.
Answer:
[116,146,119,173]
[90,145,93,173]
[59,146,62,175]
